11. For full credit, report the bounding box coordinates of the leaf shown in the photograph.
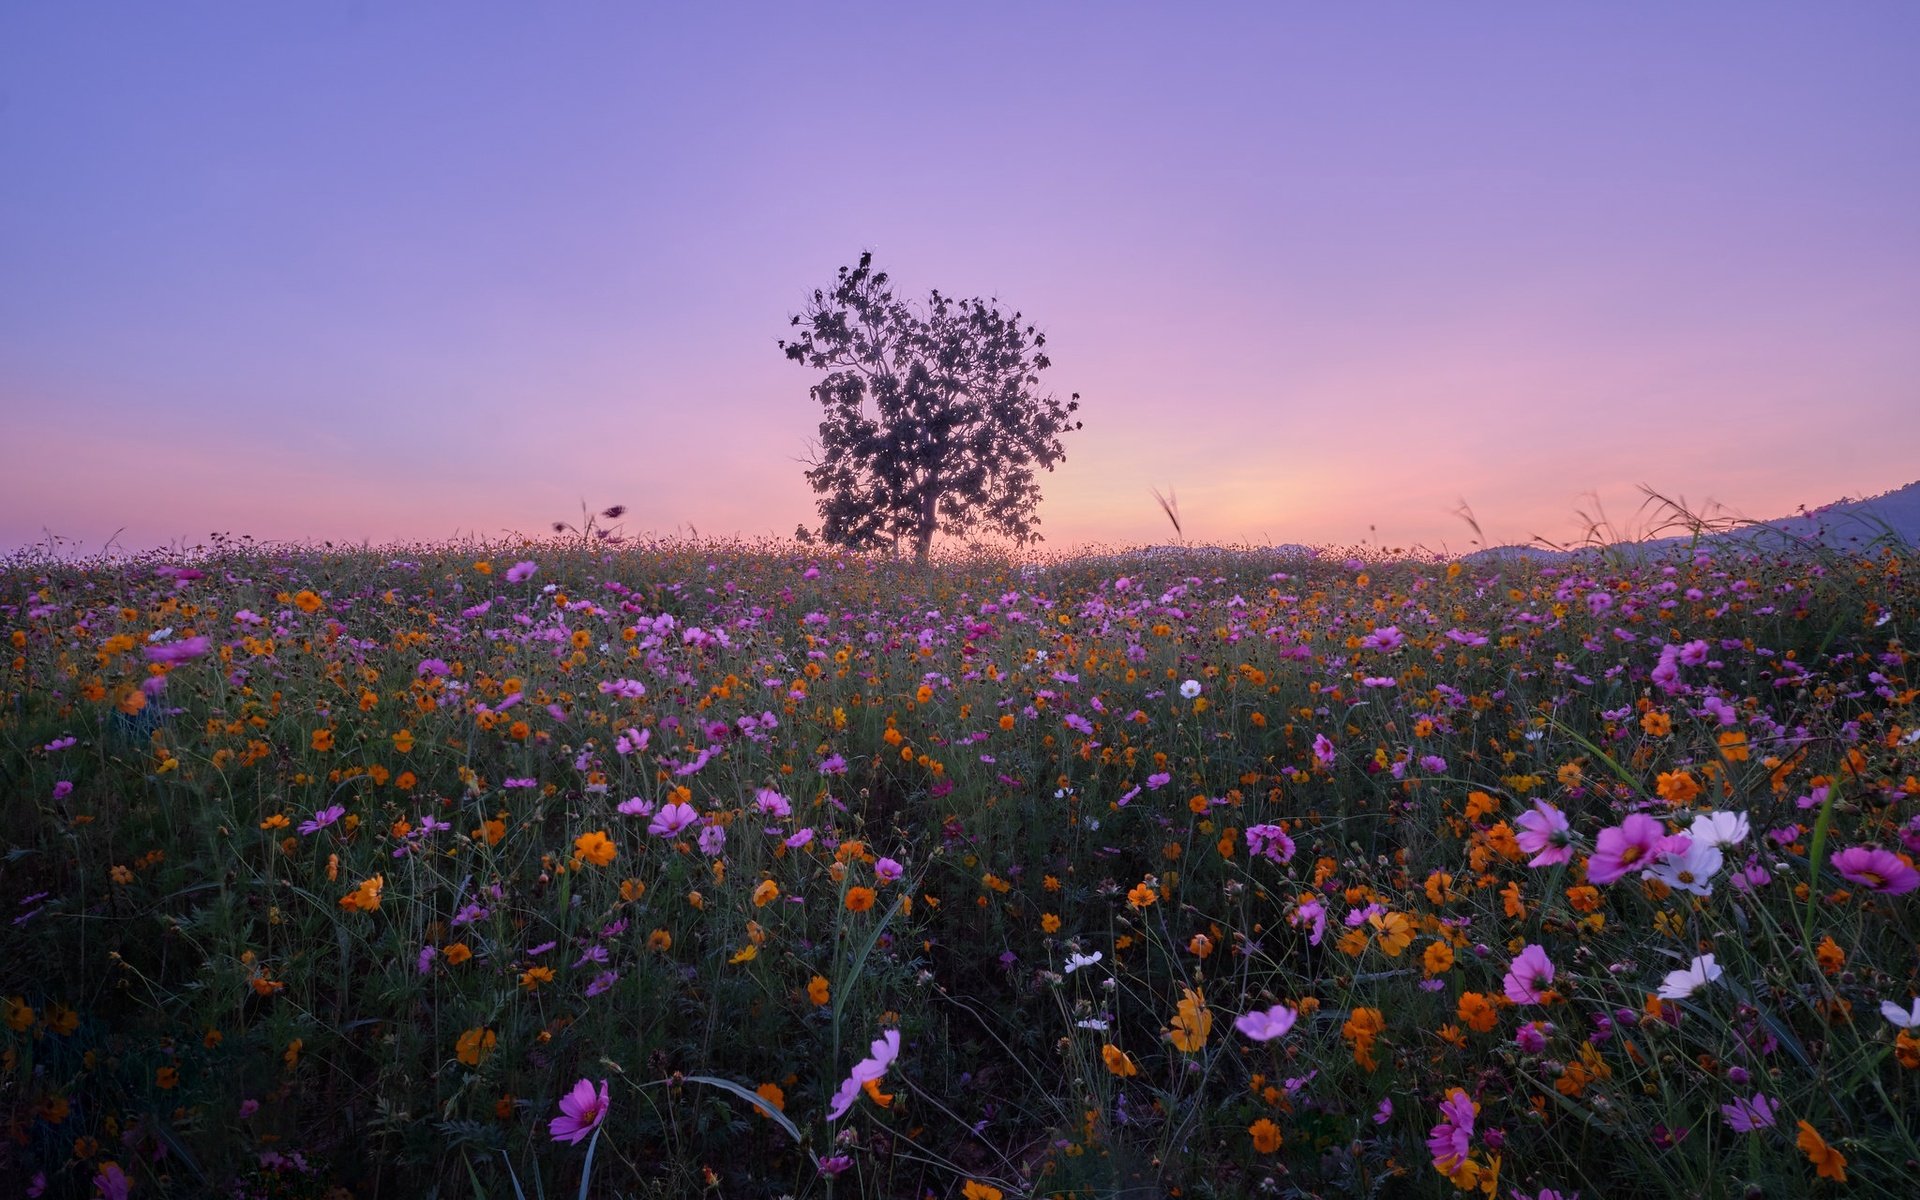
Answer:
[682,1075,805,1145]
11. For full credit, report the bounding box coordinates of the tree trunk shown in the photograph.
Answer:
[913,487,939,564]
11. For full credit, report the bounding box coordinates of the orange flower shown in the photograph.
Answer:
[1126,881,1158,909]
[519,966,555,990]
[844,886,877,912]
[573,830,616,867]
[339,875,383,912]
[391,729,414,753]
[1100,1044,1138,1077]
[647,929,672,952]
[1368,910,1414,957]
[507,720,530,741]
[1656,771,1701,803]
[292,590,323,613]
[1040,912,1062,934]
[1796,1121,1847,1181]
[1717,730,1750,762]
[1423,940,1455,976]
[962,1183,1003,1200]
[454,1026,498,1067]
[1815,936,1845,976]
[1640,711,1671,736]
[1457,992,1500,1034]
[807,975,830,1006]
[155,1066,179,1089]
[755,1081,786,1114]
[1168,988,1212,1052]
[310,728,335,753]
[1248,1116,1283,1154]
[753,879,780,908]
[443,942,472,965]
[1341,1007,1385,1072]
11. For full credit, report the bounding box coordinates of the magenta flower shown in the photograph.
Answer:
[874,856,904,884]
[298,804,346,836]
[548,1077,609,1144]
[1503,943,1556,1004]
[505,560,538,584]
[1586,813,1665,884]
[144,636,211,664]
[1245,824,1296,864]
[1146,771,1172,790]
[1514,800,1573,867]
[1831,846,1920,894]
[648,801,698,838]
[1719,1092,1778,1132]
[1313,734,1336,768]
[1427,1087,1476,1174]
[1234,1003,1298,1042]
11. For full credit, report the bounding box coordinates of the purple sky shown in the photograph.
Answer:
[4,3,1916,557]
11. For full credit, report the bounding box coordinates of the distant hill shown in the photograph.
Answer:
[1465,480,1920,564]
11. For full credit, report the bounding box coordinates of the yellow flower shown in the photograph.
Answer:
[573,830,616,867]
[729,945,759,964]
[1100,1044,1138,1077]
[456,1027,497,1066]
[1168,987,1212,1052]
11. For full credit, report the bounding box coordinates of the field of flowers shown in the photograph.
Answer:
[3,537,1917,1199]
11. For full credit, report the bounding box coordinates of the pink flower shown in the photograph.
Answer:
[1514,800,1572,867]
[1427,1087,1476,1174]
[1719,1092,1778,1132]
[1313,734,1336,768]
[874,857,904,883]
[1831,846,1920,894]
[548,1077,609,1144]
[1503,943,1555,1004]
[1290,898,1326,945]
[1586,813,1664,884]
[1234,1004,1298,1042]
[144,636,211,664]
[827,1029,900,1121]
[505,561,538,584]
[1245,824,1296,864]
[94,1164,131,1200]
[648,802,698,838]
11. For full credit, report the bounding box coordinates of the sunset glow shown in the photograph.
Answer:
[4,4,1915,555]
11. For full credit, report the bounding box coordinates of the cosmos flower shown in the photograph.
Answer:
[1234,1004,1298,1042]
[1514,799,1573,867]
[1658,954,1723,1000]
[548,1078,609,1144]
[1831,846,1920,894]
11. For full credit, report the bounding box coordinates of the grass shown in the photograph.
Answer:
[2,534,1917,1198]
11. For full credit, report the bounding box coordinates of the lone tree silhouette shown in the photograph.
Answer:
[780,252,1081,562]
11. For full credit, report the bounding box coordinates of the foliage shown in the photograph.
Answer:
[780,253,1081,561]
[2,536,1917,1198]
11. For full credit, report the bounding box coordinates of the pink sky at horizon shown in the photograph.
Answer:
[4,4,1917,560]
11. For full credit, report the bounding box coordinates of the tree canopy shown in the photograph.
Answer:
[780,252,1081,561]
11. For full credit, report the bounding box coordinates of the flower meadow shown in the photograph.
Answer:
[2,537,1917,1199]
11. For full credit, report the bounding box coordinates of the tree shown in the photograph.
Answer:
[780,252,1081,562]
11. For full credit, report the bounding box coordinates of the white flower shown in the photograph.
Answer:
[1179,679,1202,700]
[147,626,174,643]
[1658,953,1723,1000]
[1881,997,1920,1029]
[1064,951,1104,974]
[1645,839,1724,896]
[1075,1018,1110,1031]
[1689,811,1750,848]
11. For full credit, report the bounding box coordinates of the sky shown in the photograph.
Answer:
[3,2,1917,558]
